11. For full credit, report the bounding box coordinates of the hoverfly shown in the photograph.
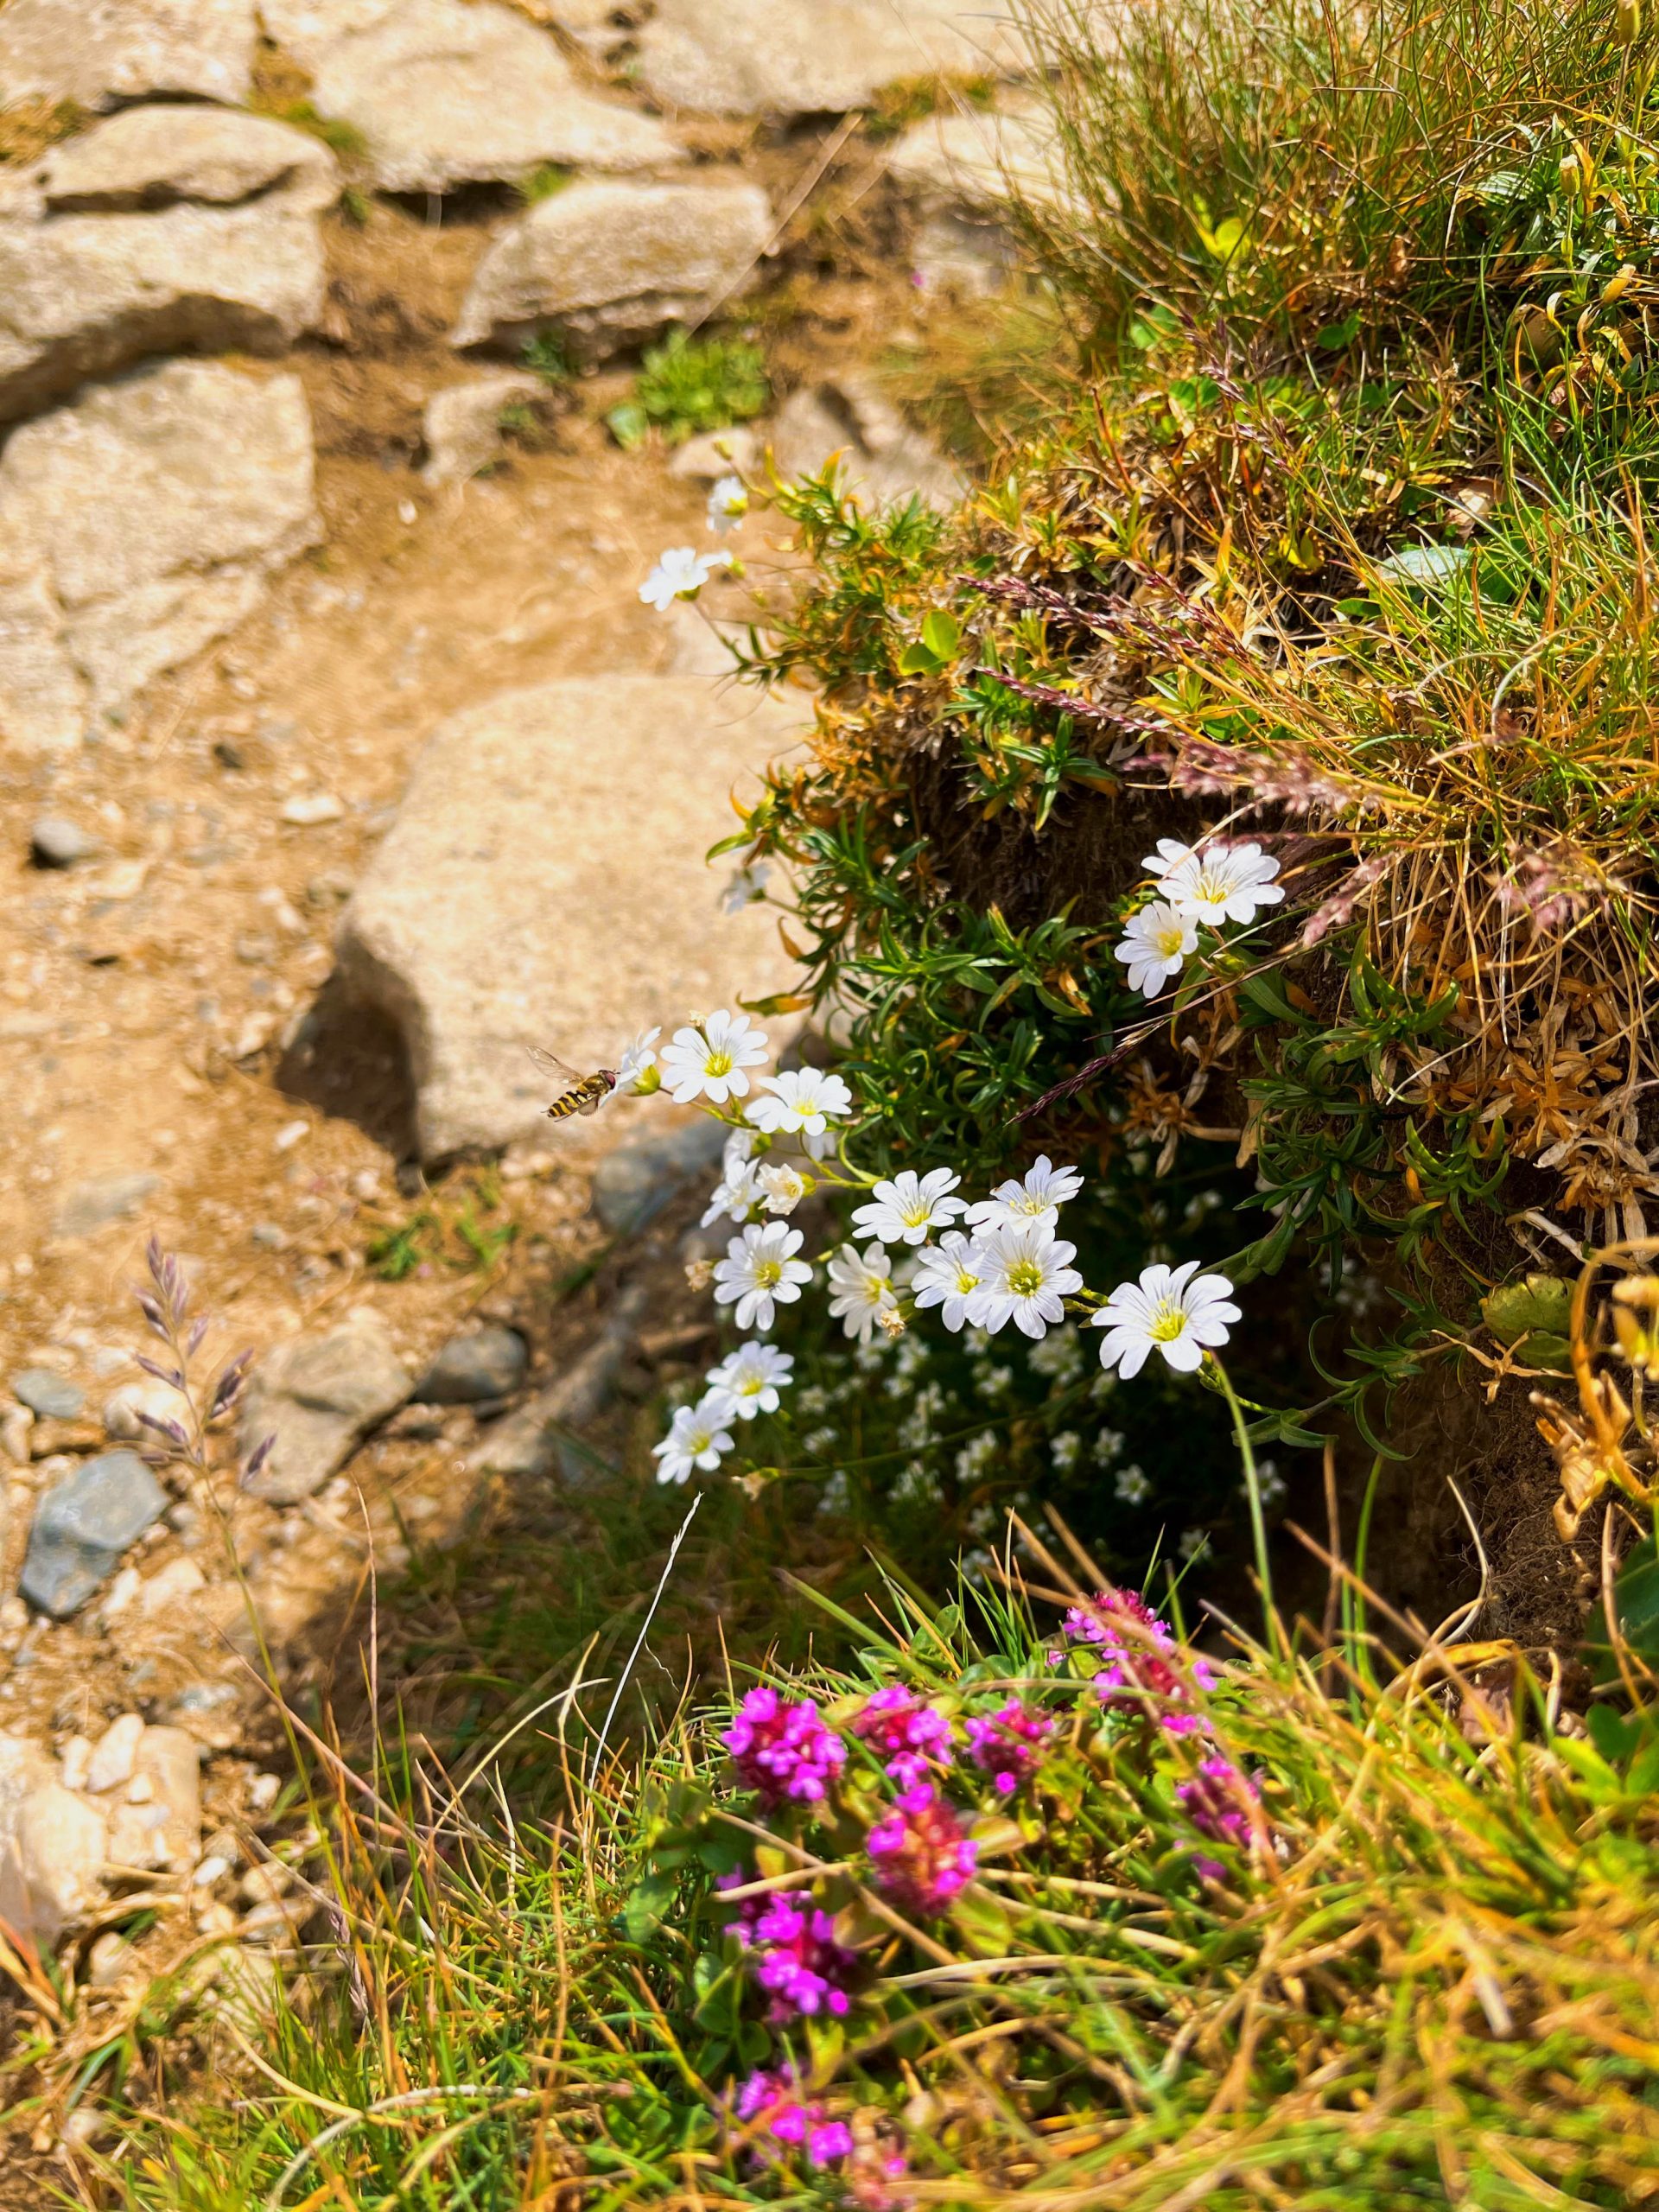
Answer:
[528,1046,618,1121]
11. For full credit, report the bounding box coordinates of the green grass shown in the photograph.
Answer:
[607,329,771,450]
[258,98,370,163]
[513,162,571,207]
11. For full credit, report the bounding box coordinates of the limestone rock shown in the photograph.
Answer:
[239,1309,412,1504]
[0,1780,108,1946]
[770,374,964,512]
[0,107,334,429]
[0,361,321,753]
[636,0,1031,116]
[413,1325,529,1404]
[20,1452,169,1619]
[422,370,544,486]
[10,1369,83,1421]
[262,0,676,194]
[453,177,772,365]
[336,676,803,1160]
[0,0,258,111]
[86,1713,145,1796]
[103,1726,200,1873]
[885,99,1068,216]
[591,1115,727,1235]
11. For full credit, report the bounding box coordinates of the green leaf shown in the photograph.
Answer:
[605,401,650,449]
[622,1870,678,1943]
[921,609,962,660]
[899,641,944,675]
[1585,1538,1659,1680]
[1371,543,1471,589]
[1482,1274,1572,1347]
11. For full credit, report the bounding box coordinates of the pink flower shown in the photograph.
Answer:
[1064,1586,1217,1733]
[963,1699,1053,1795]
[850,1684,955,1789]
[731,2066,854,2169]
[721,1879,861,2020]
[722,1688,846,1810]
[867,1784,977,1914]
[1177,1754,1263,1861]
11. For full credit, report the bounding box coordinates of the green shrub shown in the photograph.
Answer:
[607,328,772,449]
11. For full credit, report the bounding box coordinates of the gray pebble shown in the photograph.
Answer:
[10,1369,85,1421]
[413,1324,528,1405]
[20,1452,168,1618]
[591,1119,728,1236]
[29,817,96,868]
[53,1170,162,1239]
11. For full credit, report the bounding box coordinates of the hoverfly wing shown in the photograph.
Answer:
[526,1043,584,1085]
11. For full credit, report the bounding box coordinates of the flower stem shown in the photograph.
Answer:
[1207,1352,1276,1630]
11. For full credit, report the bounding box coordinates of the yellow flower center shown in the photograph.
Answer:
[754,1258,781,1288]
[704,1049,734,1077]
[1149,1300,1189,1343]
[954,1268,980,1294]
[1153,920,1187,957]
[1007,1259,1046,1299]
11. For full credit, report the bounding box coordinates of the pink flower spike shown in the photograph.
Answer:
[867,1783,977,1915]
[722,1688,846,1810]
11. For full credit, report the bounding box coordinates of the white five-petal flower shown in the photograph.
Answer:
[652,1392,736,1484]
[1146,838,1286,925]
[714,1221,813,1332]
[966,1154,1084,1234]
[912,1230,986,1332]
[826,1241,901,1342]
[757,1161,809,1216]
[706,1340,794,1419]
[659,1008,771,1105]
[748,1067,853,1140]
[1114,899,1198,998]
[966,1224,1083,1340]
[851,1167,967,1247]
[613,1026,661,1096]
[707,474,749,532]
[1091,1260,1241,1378]
[720,858,772,916]
[639,546,730,611]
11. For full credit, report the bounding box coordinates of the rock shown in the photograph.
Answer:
[53,1170,162,1239]
[86,1713,145,1795]
[453,177,772,366]
[636,0,1031,116]
[592,1116,728,1236]
[0,0,258,111]
[911,210,1019,299]
[104,1725,200,1873]
[0,361,321,752]
[262,0,676,194]
[10,1369,84,1421]
[413,1325,529,1404]
[86,1929,136,1986]
[335,676,802,1160]
[101,1377,183,1442]
[0,107,336,428]
[885,99,1067,212]
[28,817,95,868]
[19,1452,169,1618]
[668,424,761,482]
[0,1778,108,1946]
[136,1554,208,1617]
[422,370,545,486]
[238,1310,411,1505]
[470,1283,647,1482]
[2,1407,35,1465]
[280,791,345,825]
[769,373,963,512]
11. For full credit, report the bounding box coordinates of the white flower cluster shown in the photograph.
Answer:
[1115,837,1285,1000]
[639,1005,1243,1488]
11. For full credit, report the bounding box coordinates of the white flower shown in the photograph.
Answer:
[652,1392,735,1484]
[757,1161,809,1216]
[748,1068,853,1142]
[851,1167,967,1247]
[707,474,748,531]
[714,1222,813,1332]
[1091,1260,1241,1378]
[1146,837,1286,925]
[966,1224,1083,1340]
[1115,1462,1151,1504]
[639,545,729,610]
[706,1340,794,1420]
[1051,1431,1082,1472]
[966,1154,1084,1234]
[955,1430,999,1481]
[720,858,772,915]
[702,1160,763,1226]
[614,1026,660,1096]
[826,1241,901,1342]
[912,1230,986,1332]
[1114,900,1198,998]
[1179,1527,1212,1562]
[659,1008,770,1104]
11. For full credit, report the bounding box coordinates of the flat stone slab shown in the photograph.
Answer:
[769,373,964,512]
[0,0,258,111]
[336,676,804,1160]
[240,1308,412,1504]
[422,370,544,486]
[263,0,677,193]
[0,106,335,427]
[20,1452,168,1619]
[10,1369,84,1420]
[885,99,1070,216]
[453,176,772,365]
[0,360,321,753]
[413,1325,528,1404]
[636,0,1033,116]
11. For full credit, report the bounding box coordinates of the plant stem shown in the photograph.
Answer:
[1208,1352,1276,1630]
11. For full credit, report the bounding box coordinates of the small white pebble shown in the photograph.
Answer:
[192,1854,232,1890]
[249,1771,282,1811]
[398,497,417,525]
[280,792,344,827]
[273,1119,309,1153]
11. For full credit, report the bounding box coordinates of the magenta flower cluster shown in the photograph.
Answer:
[1061,1586,1217,1733]
[964,1699,1054,1795]
[851,1683,956,1788]
[868,1783,978,1915]
[722,1881,861,2020]
[722,1687,846,1808]
[1177,1753,1262,1878]
[734,2064,855,2168]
